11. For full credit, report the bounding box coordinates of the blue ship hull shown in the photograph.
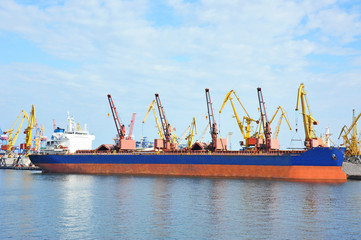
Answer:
[29,147,347,182]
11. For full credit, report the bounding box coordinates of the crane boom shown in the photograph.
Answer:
[187,117,197,148]
[143,100,164,139]
[24,105,35,156]
[178,125,191,144]
[107,94,125,143]
[269,106,292,139]
[205,88,217,150]
[198,123,210,142]
[127,113,136,140]
[295,83,319,148]
[155,93,174,150]
[219,90,256,147]
[34,124,45,151]
[257,87,271,151]
[5,104,35,157]
[6,111,29,156]
[338,109,361,156]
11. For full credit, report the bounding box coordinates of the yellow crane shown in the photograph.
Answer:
[186,117,197,148]
[219,90,257,147]
[143,100,165,139]
[295,83,319,148]
[178,125,191,145]
[34,124,45,151]
[338,109,361,157]
[269,106,292,139]
[5,105,35,157]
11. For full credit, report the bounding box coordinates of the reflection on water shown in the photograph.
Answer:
[1,170,361,239]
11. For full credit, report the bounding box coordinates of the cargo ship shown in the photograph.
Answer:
[29,147,346,182]
[29,87,347,182]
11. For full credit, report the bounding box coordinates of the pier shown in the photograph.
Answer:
[342,162,361,180]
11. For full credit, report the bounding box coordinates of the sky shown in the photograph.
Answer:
[1,0,361,150]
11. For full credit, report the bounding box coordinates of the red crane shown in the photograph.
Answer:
[107,94,125,145]
[155,93,171,150]
[205,88,218,150]
[127,113,136,140]
[257,87,271,151]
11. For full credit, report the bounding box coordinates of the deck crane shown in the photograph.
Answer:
[257,87,278,151]
[127,113,136,140]
[269,106,292,139]
[186,117,197,148]
[33,124,45,152]
[197,122,210,142]
[23,105,35,157]
[205,88,227,151]
[178,125,191,145]
[33,119,40,151]
[219,90,257,147]
[107,94,125,142]
[295,83,319,148]
[154,93,177,150]
[143,100,164,139]
[5,105,35,157]
[107,94,135,151]
[338,109,361,157]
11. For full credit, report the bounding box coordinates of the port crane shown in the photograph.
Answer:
[178,125,191,145]
[186,117,197,148]
[205,88,226,151]
[127,113,136,140]
[257,87,273,151]
[4,105,35,158]
[143,100,165,139]
[219,90,257,147]
[154,93,177,150]
[269,106,292,139]
[33,123,46,151]
[295,83,319,148]
[107,94,135,150]
[338,109,361,157]
[107,94,125,141]
[197,122,210,143]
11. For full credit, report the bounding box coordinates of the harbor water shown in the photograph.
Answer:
[1,170,360,239]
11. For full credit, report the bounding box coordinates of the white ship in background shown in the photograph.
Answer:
[44,113,95,154]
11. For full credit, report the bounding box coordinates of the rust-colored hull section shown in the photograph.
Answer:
[38,163,347,182]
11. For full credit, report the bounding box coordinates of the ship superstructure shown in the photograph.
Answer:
[44,113,95,154]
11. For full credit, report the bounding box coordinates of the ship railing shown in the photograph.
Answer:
[72,149,305,156]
